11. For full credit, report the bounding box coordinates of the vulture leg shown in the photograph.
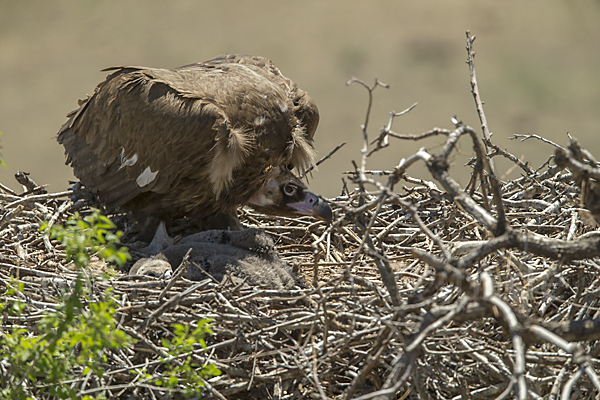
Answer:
[193,211,244,231]
[139,221,173,255]
[130,215,162,243]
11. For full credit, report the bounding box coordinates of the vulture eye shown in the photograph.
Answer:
[283,184,297,196]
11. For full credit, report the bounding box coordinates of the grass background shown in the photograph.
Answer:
[1,0,600,198]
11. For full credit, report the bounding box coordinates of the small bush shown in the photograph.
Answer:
[0,280,133,400]
[41,209,131,269]
[0,209,220,399]
[155,320,222,397]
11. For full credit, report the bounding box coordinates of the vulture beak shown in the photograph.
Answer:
[288,192,333,224]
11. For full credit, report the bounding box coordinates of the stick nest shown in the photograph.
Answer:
[2,34,600,400]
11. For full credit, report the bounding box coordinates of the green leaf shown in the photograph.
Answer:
[43,209,131,269]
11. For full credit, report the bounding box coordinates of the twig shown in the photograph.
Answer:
[158,247,193,300]
[6,189,83,208]
[136,281,208,333]
[510,134,566,151]
[301,142,347,178]
[0,204,25,231]
[465,31,493,163]
[0,181,17,195]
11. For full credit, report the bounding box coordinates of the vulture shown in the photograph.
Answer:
[57,54,332,237]
[132,229,298,289]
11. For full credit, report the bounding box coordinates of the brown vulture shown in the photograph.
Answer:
[57,54,332,237]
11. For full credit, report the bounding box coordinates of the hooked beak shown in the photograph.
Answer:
[288,192,333,223]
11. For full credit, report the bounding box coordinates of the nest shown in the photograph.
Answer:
[2,33,600,399]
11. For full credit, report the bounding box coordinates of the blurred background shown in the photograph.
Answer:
[1,0,599,198]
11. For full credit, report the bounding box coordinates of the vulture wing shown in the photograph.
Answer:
[58,54,329,231]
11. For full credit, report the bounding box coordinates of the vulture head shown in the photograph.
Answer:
[57,54,332,237]
[248,166,331,221]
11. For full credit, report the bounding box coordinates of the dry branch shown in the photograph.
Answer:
[1,32,599,399]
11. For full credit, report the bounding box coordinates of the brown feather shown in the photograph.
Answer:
[57,54,325,231]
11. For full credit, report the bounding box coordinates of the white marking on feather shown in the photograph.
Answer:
[254,116,266,126]
[248,193,275,207]
[278,100,288,113]
[136,166,158,187]
[118,147,138,170]
[209,127,252,198]
[287,125,316,171]
[248,179,278,207]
